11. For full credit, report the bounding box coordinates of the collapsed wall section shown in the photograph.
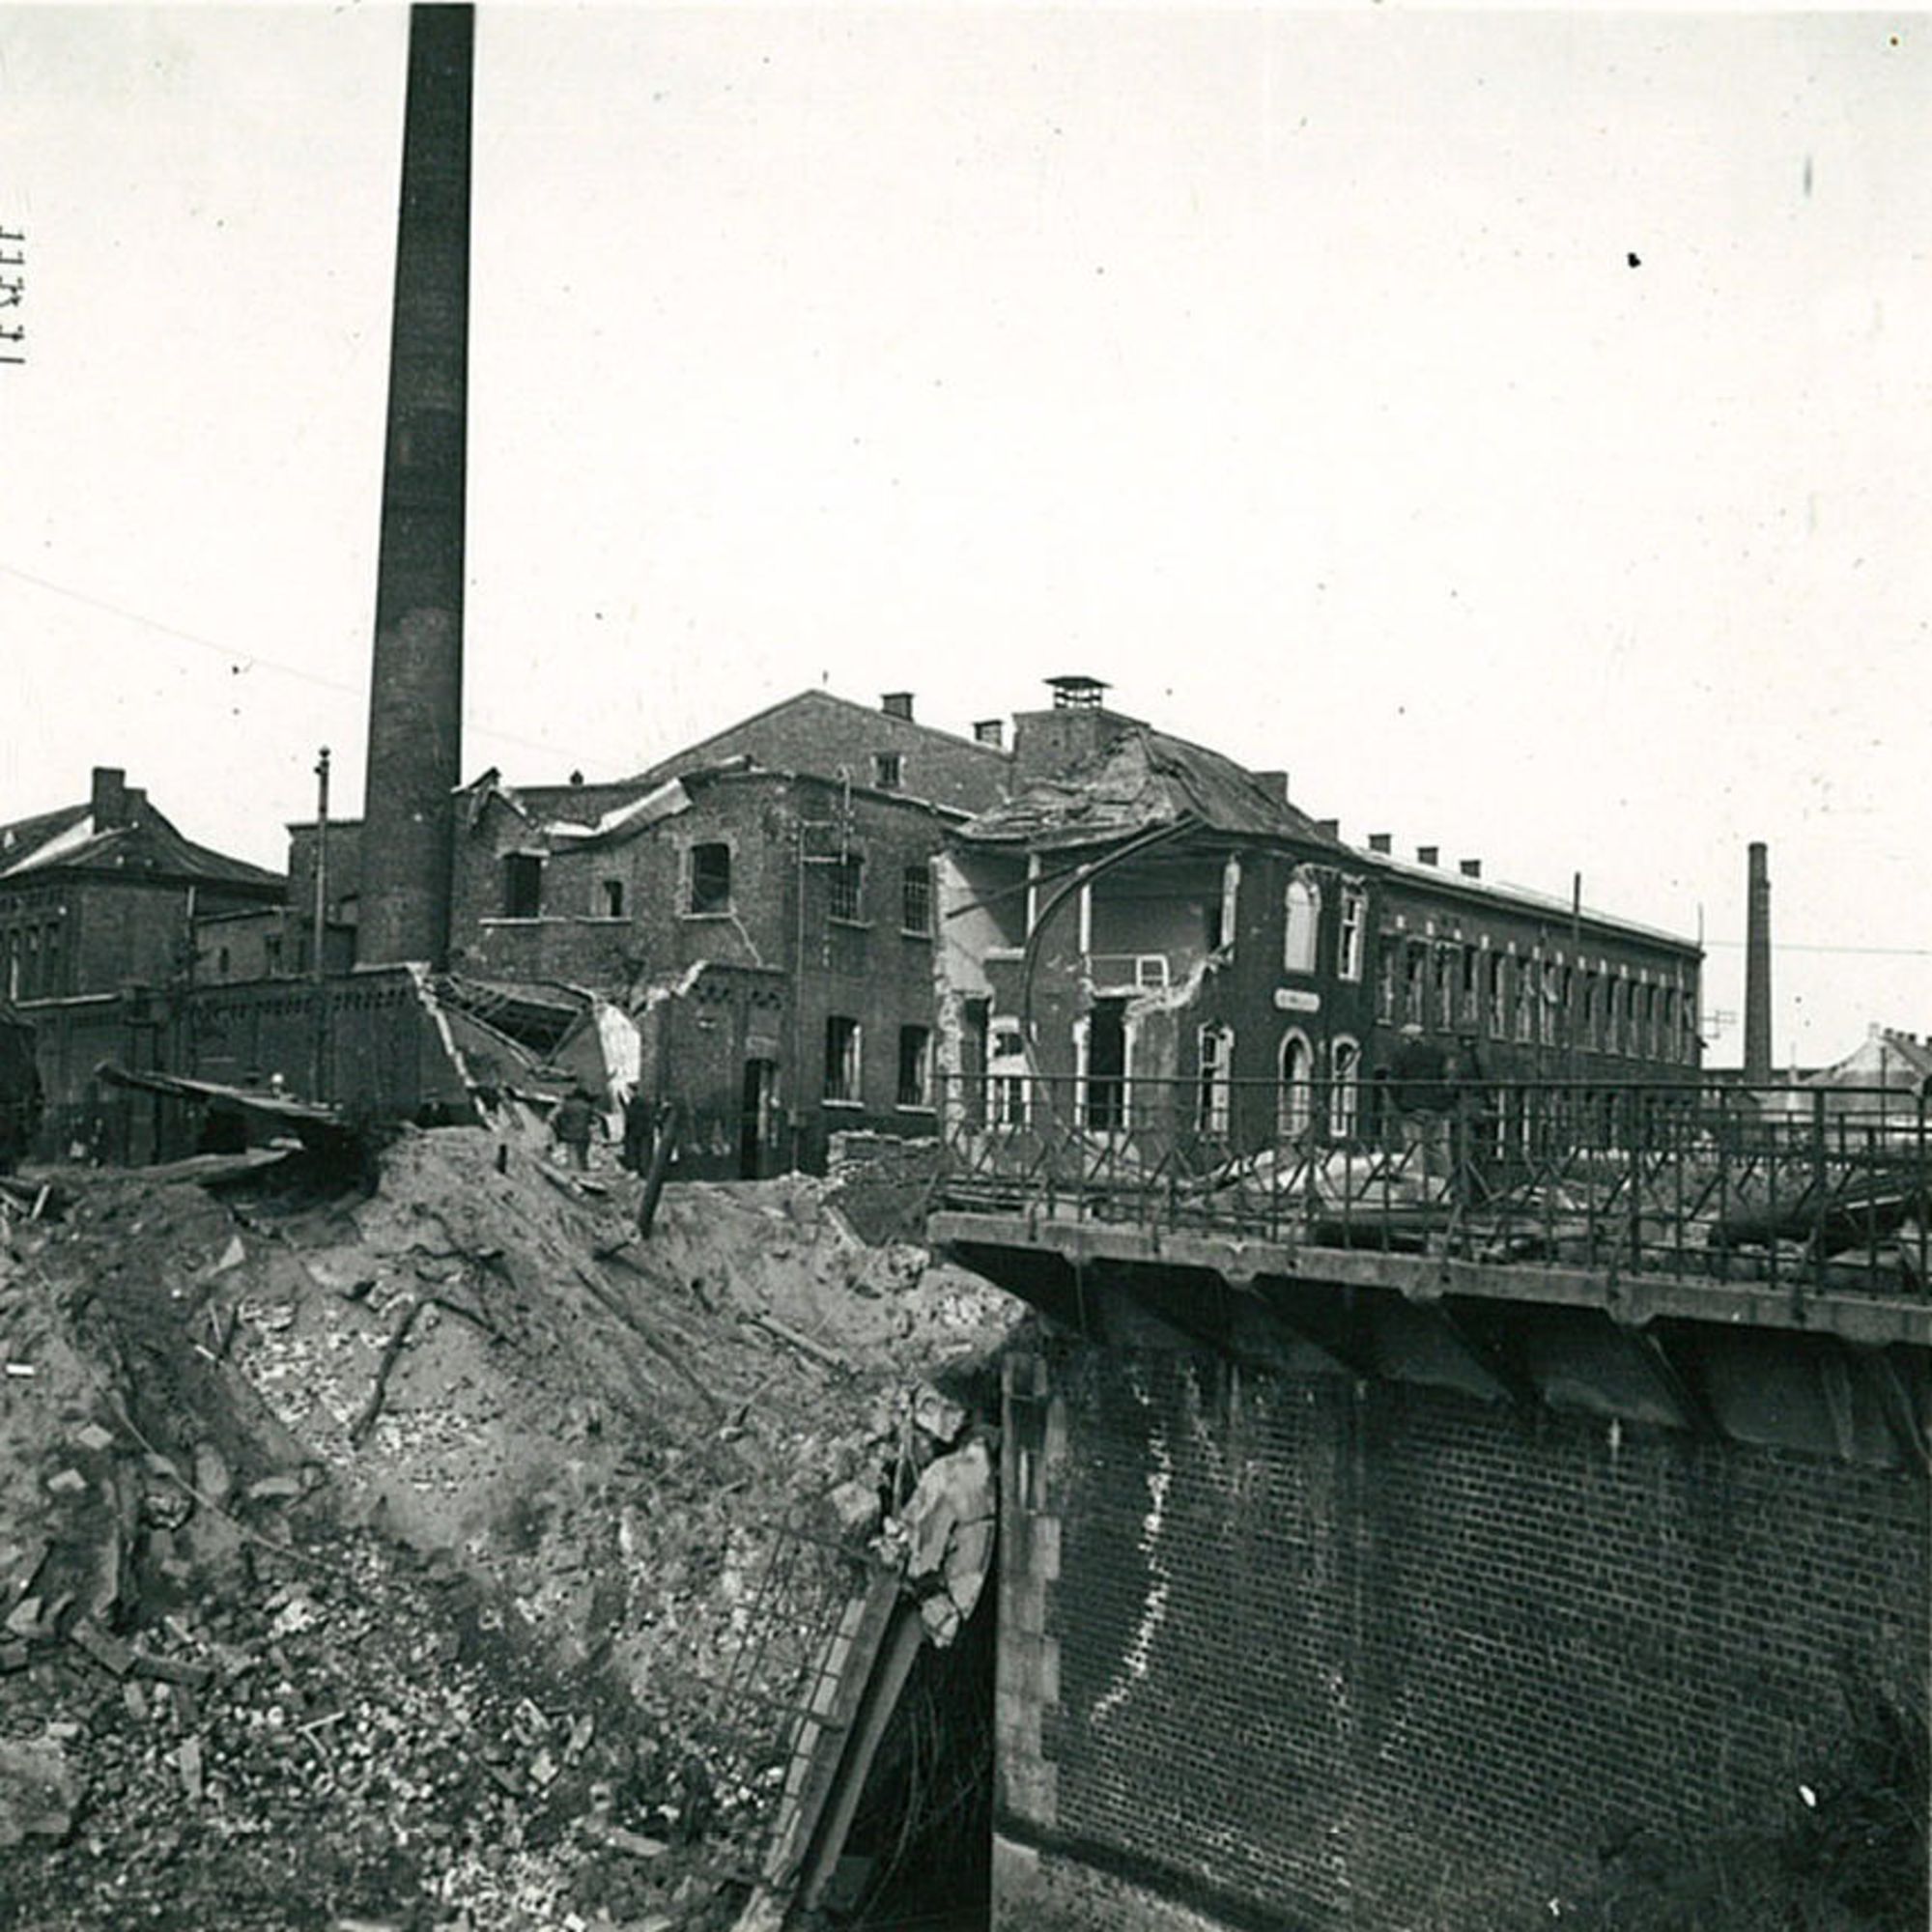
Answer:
[996,1342,1926,1932]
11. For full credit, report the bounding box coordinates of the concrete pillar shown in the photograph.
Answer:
[359,5,472,969]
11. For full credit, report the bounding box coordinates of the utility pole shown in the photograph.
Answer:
[312,747,331,1100]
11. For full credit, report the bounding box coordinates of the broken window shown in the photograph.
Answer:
[1404,942,1428,1027]
[1283,872,1321,975]
[502,852,543,919]
[824,1015,862,1104]
[900,864,932,936]
[1376,937,1397,1023]
[828,853,865,924]
[1329,1037,1361,1141]
[1337,885,1366,981]
[1196,1024,1233,1137]
[1278,1031,1314,1141]
[601,878,625,919]
[1082,1003,1127,1131]
[897,1025,933,1108]
[689,843,731,916]
[989,1022,1030,1127]
[873,752,903,791]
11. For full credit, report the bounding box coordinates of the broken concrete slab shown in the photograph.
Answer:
[0,1735,78,1848]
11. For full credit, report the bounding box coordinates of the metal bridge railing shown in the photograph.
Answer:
[935,1075,1932,1297]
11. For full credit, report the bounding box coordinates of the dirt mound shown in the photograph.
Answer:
[0,1126,1024,1930]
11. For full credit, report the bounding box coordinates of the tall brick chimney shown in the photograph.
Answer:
[359,5,473,969]
[1744,840,1773,1082]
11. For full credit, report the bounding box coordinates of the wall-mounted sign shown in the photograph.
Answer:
[1273,987,1321,1014]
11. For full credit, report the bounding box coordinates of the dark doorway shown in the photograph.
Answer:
[1084,1000,1127,1131]
[740,1058,778,1179]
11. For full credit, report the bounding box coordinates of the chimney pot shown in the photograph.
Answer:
[1256,769,1291,802]
[881,692,915,721]
[1417,845,1439,867]
[1368,833,1392,855]
[91,767,129,830]
[1460,858,1482,879]
[1315,817,1340,839]
[972,719,1006,749]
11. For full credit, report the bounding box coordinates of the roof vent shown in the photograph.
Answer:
[972,719,1006,749]
[881,693,915,721]
[1460,858,1482,879]
[1416,845,1439,867]
[1046,674,1108,711]
[1368,833,1392,855]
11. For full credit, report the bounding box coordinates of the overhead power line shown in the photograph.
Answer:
[0,558,577,764]
[1700,939,1932,959]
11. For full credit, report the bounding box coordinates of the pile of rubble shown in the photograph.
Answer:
[0,1122,1025,1929]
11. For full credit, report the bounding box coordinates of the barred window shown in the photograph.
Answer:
[897,1025,933,1108]
[901,864,932,936]
[829,854,865,923]
[824,1016,862,1103]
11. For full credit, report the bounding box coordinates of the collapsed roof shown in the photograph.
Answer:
[954,724,1339,851]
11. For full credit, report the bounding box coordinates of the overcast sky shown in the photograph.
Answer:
[0,5,1924,1065]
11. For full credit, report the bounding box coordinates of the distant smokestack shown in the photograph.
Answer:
[1745,840,1773,1081]
[359,5,473,969]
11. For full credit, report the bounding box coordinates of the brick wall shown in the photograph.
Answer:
[997,1343,1927,1932]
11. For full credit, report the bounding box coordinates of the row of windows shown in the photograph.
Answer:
[823,1016,933,1109]
[1375,937,1694,1061]
[497,847,937,936]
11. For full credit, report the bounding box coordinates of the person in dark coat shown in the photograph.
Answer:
[551,1087,599,1171]
[619,1089,656,1175]
[1388,1026,1452,1179]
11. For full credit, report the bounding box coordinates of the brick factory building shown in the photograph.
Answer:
[937,677,1701,1156]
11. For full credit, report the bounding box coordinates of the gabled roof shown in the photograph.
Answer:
[623,688,1009,792]
[955,724,1338,850]
[0,797,283,893]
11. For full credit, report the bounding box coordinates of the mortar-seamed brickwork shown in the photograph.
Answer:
[997,1342,1926,1931]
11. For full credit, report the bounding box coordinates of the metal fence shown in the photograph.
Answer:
[935,1075,1932,1296]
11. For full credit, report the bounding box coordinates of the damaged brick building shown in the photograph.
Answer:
[936,677,1700,1156]
[291,689,1018,1175]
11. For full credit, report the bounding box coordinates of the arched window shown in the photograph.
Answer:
[1278,1031,1314,1140]
[1283,873,1321,975]
[1329,1037,1361,1142]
